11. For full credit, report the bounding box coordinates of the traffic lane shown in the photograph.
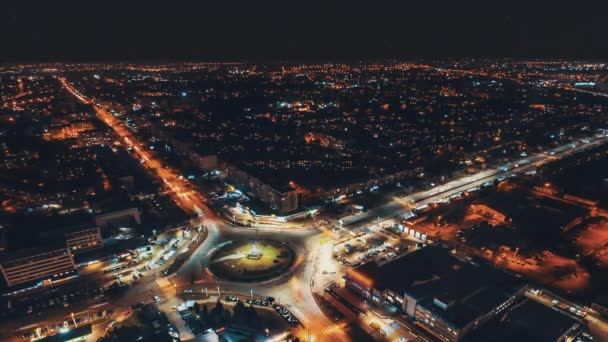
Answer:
[341,134,608,229]
[174,222,319,285]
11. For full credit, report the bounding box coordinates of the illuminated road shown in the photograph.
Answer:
[339,132,608,228]
[59,77,212,221]
[51,77,608,341]
[58,77,349,341]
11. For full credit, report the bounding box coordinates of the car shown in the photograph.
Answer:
[154,296,161,303]
[106,320,118,331]
[551,299,559,305]
[225,296,238,302]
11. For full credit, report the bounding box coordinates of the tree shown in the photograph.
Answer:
[200,304,210,327]
[98,326,141,341]
[232,300,247,325]
[246,303,261,328]
[209,300,229,328]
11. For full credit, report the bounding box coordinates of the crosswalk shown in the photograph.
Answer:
[319,323,347,338]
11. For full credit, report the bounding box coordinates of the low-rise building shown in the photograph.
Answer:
[65,227,103,255]
[226,164,298,214]
[0,248,76,288]
[465,298,581,342]
[345,245,526,341]
[94,208,141,229]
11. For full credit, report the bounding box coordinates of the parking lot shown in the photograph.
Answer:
[219,296,300,328]
[273,304,300,327]
[332,227,419,267]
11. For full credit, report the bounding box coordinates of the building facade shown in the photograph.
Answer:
[225,164,298,214]
[0,248,76,287]
[94,208,141,229]
[344,245,526,342]
[65,227,103,255]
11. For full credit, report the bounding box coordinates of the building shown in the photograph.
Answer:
[0,248,76,288]
[267,188,298,214]
[318,166,423,203]
[226,164,298,214]
[189,153,218,170]
[65,228,103,255]
[465,298,581,342]
[468,204,506,225]
[345,245,526,341]
[94,208,141,229]
[39,325,92,342]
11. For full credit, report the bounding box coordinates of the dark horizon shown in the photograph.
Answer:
[2,1,608,62]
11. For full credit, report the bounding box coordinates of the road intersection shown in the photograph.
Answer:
[8,78,605,341]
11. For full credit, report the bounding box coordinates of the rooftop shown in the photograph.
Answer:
[38,324,92,342]
[348,245,525,329]
[464,298,580,341]
[412,263,524,329]
[347,244,463,293]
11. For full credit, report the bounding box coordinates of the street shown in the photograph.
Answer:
[6,78,605,341]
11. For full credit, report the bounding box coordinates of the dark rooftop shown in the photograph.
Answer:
[39,325,92,342]
[465,298,580,342]
[73,236,149,264]
[413,264,525,329]
[348,244,525,329]
[348,244,464,293]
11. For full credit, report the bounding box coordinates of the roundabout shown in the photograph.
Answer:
[208,239,296,282]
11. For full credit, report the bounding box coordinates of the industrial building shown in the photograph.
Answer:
[465,298,582,342]
[345,245,526,341]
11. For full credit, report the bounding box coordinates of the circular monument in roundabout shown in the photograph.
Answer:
[208,239,296,282]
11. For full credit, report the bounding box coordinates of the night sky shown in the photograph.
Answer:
[2,1,607,62]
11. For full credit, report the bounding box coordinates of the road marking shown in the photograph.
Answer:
[321,324,342,335]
